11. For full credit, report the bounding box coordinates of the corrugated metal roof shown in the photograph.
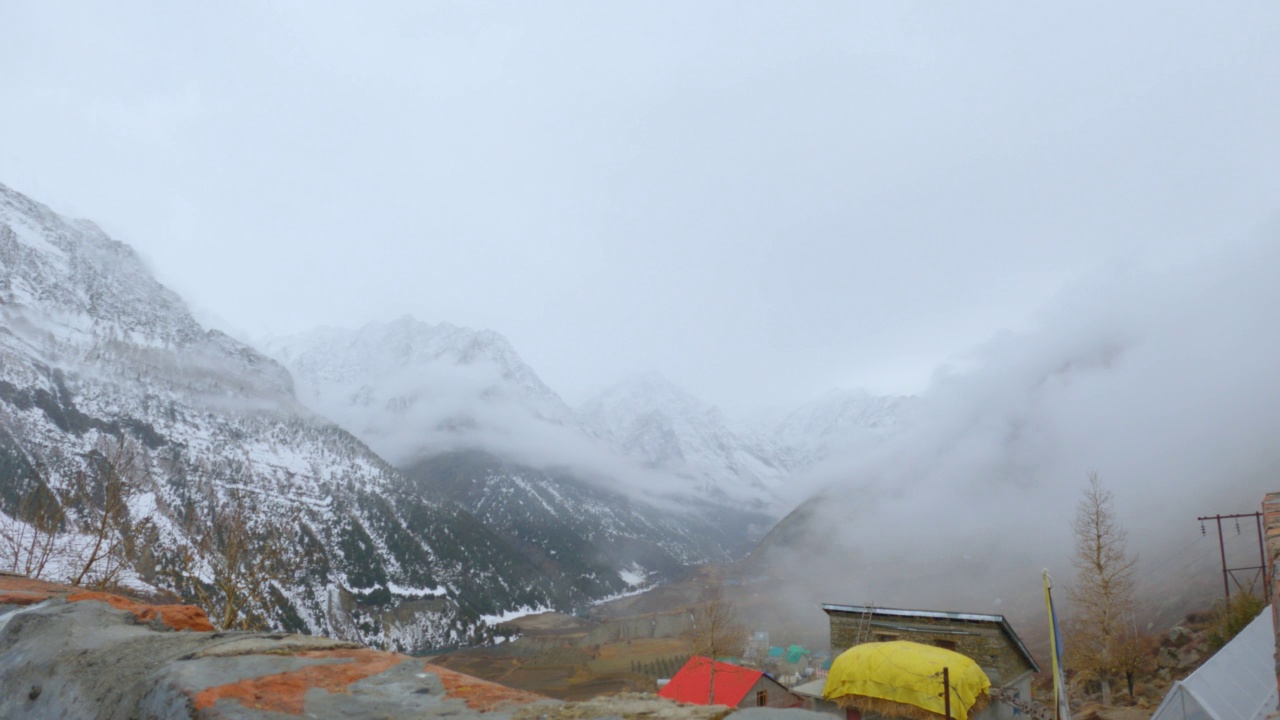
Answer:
[820,603,1040,673]
[791,679,827,699]
[658,656,766,707]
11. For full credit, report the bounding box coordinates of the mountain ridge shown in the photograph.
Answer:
[0,181,610,651]
[265,321,914,515]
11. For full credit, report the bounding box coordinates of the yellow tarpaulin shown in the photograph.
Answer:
[822,641,992,720]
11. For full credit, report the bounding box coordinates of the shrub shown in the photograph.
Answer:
[1207,593,1266,651]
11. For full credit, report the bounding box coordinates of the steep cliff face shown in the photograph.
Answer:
[0,181,593,651]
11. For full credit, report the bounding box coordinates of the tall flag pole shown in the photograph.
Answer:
[1043,569,1070,720]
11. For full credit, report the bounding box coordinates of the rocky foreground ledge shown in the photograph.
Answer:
[0,573,823,720]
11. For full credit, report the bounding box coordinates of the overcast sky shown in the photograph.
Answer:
[2,2,1278,412]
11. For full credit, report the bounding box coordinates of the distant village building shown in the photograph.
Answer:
[659,656,804,710]
[744,631,770,663]
[795,604,1040,720]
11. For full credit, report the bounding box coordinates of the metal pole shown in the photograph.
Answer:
[1217,516,1230,600]
[942,666,951,720]
[1256,512,1269,594]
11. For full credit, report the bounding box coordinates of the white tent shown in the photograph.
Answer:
[1150,605,1278,720]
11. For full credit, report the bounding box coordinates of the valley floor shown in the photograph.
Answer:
[436,564,1247,720]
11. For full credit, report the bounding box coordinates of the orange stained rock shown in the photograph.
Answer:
[421,663,547,711]
[65,591,215,632]
[0,591,48,606]
[0,576,212,631]
[0,575,75,598]
[191,649,407,715]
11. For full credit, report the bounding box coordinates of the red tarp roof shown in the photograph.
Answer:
[658,656,765,707]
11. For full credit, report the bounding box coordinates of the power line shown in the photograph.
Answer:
[1196,512,1268,600]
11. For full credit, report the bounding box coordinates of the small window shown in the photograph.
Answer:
[756,690,768,707]
[935,640,957,651]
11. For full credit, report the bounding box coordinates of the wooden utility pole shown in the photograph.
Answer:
[1198,512,1269,599]
[942,666,951,720]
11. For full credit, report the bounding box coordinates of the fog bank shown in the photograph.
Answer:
[757,231,1280,637]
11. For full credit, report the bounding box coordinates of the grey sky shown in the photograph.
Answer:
[2,1,1277,412]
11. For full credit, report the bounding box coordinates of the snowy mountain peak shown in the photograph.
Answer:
[269,316,556,397]
[580,372,721,427]
[773,388,916,459]
[0,181,205,350]
[576,373,791,509]
[262,317,572,464]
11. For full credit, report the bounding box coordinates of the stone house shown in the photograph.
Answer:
[818,604,1040,720]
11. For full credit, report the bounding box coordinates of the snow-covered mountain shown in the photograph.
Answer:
[263,319,573,466]
[267,322,913,515]
[400,450,770,599]
[264,323,778,581]
[0,181,604,651]
[772,388,916,461]
[261,322,916,595]
[577,373,798,509]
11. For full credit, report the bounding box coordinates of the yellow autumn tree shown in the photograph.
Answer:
[1066,472,1137,705]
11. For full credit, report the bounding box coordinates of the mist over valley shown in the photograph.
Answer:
[2,4,1278,715]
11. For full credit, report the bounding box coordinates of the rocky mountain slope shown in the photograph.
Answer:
[264,323,784,588]
[401,450,770,601]
[0,181,611,651]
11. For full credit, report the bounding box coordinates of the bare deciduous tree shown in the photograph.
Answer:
[1,436,155,589]
[686,580,746,704]
[68,436,155,589]
[1067,472,1137,706]
[166,487,299,631]
[0,467,69,579]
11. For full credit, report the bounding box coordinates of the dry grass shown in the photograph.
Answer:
[590,639,689,674]
[435,638,681,700]
[1073,702,1152,720]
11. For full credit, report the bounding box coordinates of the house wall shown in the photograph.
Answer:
[827,611,1032,688]
[736,677,803,709]
[1263,491,1280,701]
[799,695,842,716]
[974,672,1033,720]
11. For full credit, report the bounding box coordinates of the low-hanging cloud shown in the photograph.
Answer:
[757,230,1280,643]
[289,353,715,507]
